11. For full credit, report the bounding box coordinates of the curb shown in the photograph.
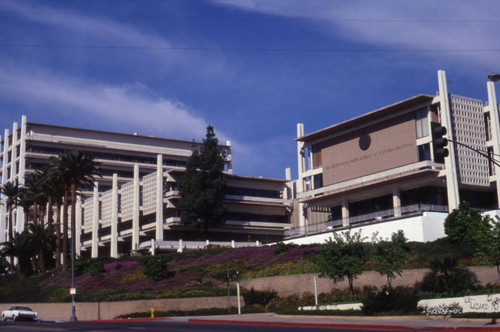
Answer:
[188,318,500,331]
[68,317,170,323]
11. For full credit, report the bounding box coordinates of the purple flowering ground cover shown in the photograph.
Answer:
[35,244,319,301]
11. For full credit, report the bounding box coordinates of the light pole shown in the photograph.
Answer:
[488,73,500,209]
[54,222,78,321]
[488,73,500,82]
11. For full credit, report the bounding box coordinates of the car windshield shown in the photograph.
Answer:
[11,307,33,311]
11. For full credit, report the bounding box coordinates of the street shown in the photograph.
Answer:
[0,319,415,332]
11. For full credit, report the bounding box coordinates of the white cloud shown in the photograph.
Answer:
[0,64,208,140]
[213,0,500,66]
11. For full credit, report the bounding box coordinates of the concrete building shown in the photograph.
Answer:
[0,117,291,256]
[287,70,500,244]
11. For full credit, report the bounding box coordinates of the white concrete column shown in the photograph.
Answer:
[18,116,27,185]
[342,200,350,227]
[225,140,233,174]
[2,129,10,243]
[132,164,140,251]
[393,186,401,217]
[16,116,27,232]
[2,129,9,184]
[487,81,500,207]
[437,70,460,211]
[178,239,183,253]
[110,173,119,258]
[296,124,307,228]
[91,183,99,258]
[155,155,164,241]
[0,132,7,243]
[10,122,22,235]
[76,195,82,256]
[9,122,18,180]
[150,239,155,255]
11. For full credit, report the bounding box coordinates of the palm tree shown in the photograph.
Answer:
[0,181,20,270]
[0,181,20,241]
[49,150,101,268]
[27,222,56,272]
[17,187,34,232]
[0,231,34,279]
[39,168,65,267]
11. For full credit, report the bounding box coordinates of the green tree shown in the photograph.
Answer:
[0,180,20,270]
[373,230,410,290]
[444,202,490,245]
[0,231,35,279]
[178,126,226,234]
[314,230,370,296]
[0,180,20,242]
[27,222,56,273]
[419,256,479,296]
[49,150,101,268]
[474,216,500,282]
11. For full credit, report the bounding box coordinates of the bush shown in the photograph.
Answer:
[204,259,250,281]
[243,288,278,307]
[72,257,107,276]
[361,287,419,315]
[418,257,479,296]
[273,242,291,255]
[139,255,171,281]
[267,293,315,311]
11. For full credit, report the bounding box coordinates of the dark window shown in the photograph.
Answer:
[418,144,431,161]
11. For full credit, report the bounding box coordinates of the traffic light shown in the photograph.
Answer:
[431,122,449,163]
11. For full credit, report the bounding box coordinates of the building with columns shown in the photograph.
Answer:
[287,70,500,243]
[0,117,291,257]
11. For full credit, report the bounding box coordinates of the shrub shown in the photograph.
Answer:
[361,287,419,315]
[418,257,479,296]
[243,288,278,307]
[204,259,250,280]
[267,293,315,311]
[273,242,291,255]
[120,271,147,285]
[139,255,171,281]
[72,257,106,276]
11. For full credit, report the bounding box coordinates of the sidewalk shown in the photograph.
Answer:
[184,313,500,331]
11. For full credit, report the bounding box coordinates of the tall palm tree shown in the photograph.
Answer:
[49,150,101,268]
[27,222,55,273]
[0,231,34,279]
[0,181,20,242]
[0,180,20,270]
[40,168,65,267]
[17,187,34,232]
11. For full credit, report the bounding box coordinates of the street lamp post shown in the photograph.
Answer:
[70,223,77,321]
[54,222,77,321]
[488,73,500,209]
[488,73,500,82]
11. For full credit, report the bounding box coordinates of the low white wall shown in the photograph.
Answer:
[300,293,500,313]
[285,212,447,245]
[420,294,500,313]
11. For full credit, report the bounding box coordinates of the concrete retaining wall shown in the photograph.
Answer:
[0,296,243,321]
[2,266,497,320]
[240,266,499,297]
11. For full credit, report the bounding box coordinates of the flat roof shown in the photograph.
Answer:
[296,94,435,143]
[23,121,230,149]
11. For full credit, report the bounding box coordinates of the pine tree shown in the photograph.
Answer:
[179,126,226,234]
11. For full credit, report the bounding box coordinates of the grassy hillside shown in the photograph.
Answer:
[0,239,484,303]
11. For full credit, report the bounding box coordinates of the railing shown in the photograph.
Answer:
[284,204,448,238]
[137,239,262,253]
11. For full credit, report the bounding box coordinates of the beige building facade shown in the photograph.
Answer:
[0,117,291,257]
[288,70,500,242]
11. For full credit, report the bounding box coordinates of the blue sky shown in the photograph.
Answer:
[1,0,499,179]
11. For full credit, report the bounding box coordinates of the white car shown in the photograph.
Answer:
[1,306,38,321]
